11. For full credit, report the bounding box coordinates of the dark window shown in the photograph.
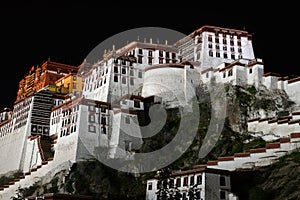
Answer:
[114,59,118,64]
[104,78,106,84]
[182,193,187,200]
[114,66,118,73]
[165,58,170,63]
[228,69,233,76]
[209,51,213,57]
[183,177,188,186]
[101,117,106,125]
[231,54,235,59]
[114,76,118,82]
[169,179,174,188]
[138,49,143,55]
[238,48,242,53]
[224,53,228,58]
[190,176,194,186]
[148,182,152,190]
[215,37,219,43]
[238,41,241,46]
[230,40,234,45]
[208,43,212,48]
[220,191,226,200]
[148,57,152,65]
[216,45,220,49]
[216,52,220,57]
[197,175,202,185]
[206,73,209,78]
[220,176,226,186]
[122,68,126,75]
[208,36,212,42]
[165,52,170,58]
[134,100,140,108]
[223,72,226,78]
[176,178,181,187]
[223,39,227,44]
[159,58,163,64]
[230,47,235,52]
[223,46,227,50]
[172,53,176,59]
[195,191,201,199]
[138,56,142,64]
[159,50,163,57]
[148,50,152,57]
[249,68,253,74]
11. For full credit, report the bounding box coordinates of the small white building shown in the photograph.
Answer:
[146,166,238,200]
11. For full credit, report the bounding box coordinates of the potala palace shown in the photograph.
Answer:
[1,25,300,200]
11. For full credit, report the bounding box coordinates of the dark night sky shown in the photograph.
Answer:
[0,3,299,109]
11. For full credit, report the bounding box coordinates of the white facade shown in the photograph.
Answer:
[145,168,236,200]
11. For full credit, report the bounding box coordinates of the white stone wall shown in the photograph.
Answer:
[145,179,158,200]
[205,173,231,200]
[22,137,43,173]
[142,66,186,107]
[285,81,300,106]
[0,126,27,175]
[108,111,143,159]
[247,64,264,87]
[263,76,279,90]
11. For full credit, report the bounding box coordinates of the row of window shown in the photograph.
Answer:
[114,76,135,85]
[0,123,13,137]
[114,58,134,66]
[88,105,108,113]
[83,77,107,92]
[208,37,242,46]
[88,124,107,134]
[60,125,77,137]
[88,114,107,125]
[209,51,242,59]
[150,175,226,190]
[13,120,27,130]
[13,99,32,112]
[113,67,143,78]
[13,106,30,118]
[208,44,242,52]
[137,49,176,59]
[205,68,253,79]
[61,114,78,127]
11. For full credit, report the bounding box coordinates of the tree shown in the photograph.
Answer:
[10,186,25,200]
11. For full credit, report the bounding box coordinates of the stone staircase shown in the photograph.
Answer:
[204,114,300,171]
[0,134,71,200]
[0,157,73,199]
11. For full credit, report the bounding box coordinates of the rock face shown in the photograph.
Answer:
[225,84,295,133]
[231,152,300,200]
